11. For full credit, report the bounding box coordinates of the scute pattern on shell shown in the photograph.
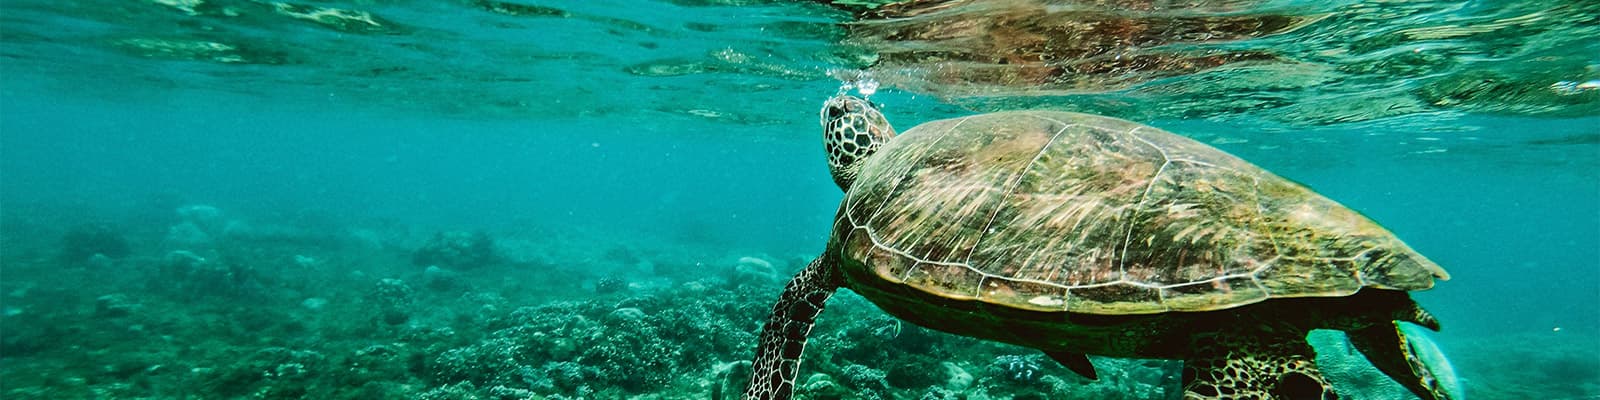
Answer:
[836,111,1447,315]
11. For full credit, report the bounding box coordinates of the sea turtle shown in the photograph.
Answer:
[743,93,1454,399]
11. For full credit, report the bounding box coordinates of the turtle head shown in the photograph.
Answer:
[820,94,896,190]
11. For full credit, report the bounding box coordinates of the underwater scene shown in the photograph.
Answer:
[1,0,1596,399]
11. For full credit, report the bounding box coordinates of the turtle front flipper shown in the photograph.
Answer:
[743,256,842,400]
[1183,333,1337,399]
[1349,321,1455,400]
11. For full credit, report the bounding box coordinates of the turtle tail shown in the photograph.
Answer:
[1183,332,1338,400]
[743,256,842,400]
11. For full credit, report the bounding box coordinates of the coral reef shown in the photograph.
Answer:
[424,280,770,398]
[195,347,328,399]
[1,212,1592,400]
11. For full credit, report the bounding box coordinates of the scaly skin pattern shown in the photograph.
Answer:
[821,95,896,189]
[1183,327,1336,400]
[742,257,840,400]
[1180,297,1443,400]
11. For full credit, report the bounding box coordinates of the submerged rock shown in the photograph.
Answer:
[414,231,499,270]
[94,294,139,318]
[798,373,848,400]
[60,224,131,264]
[164,222,214,249]
[422,265,461,291]
[153,250,264,299]
[728,256,778,286]
[940,361,973,391]
[301,297,329,310]
[710,360,752,400]
[604,307,646,325]
[176,205,227,235]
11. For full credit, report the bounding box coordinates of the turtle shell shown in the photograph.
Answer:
[833,111,1448,315]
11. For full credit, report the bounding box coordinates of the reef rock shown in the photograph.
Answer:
[60,224,131,264]
[413,231,499,270]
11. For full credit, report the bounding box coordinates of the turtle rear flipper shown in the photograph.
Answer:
[1044,350,1098,380]
[1183,333,1338,399]
[743,257,841,400]
[1349,321,1455,400]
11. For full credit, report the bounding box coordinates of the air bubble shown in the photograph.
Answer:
[857,78,879,96]
[828,69,881,97]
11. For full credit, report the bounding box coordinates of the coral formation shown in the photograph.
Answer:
[370,278,416,325]
[594,276,628,295]
[0,212,1591,400]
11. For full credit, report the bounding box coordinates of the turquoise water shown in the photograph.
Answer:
[1,0,1596,399]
